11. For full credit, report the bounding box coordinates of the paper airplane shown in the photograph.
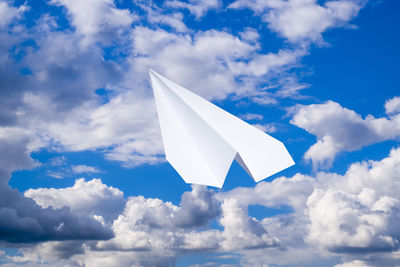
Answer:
[149,69,294,188]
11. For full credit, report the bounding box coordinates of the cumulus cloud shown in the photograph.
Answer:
[97,185,222,252]
[290,99,400,168]
[219,198,278,250]
[385,96,400,115]
[4,147,400,266]
[0,133,112,243]
[50,91,165,167]
[25,178,125,221]
[229,0,366,44]
[13,185,279,265]
[224,147,400,266]
[49,0,136,45]
[217,173,315,210]
[305,148,400,254]
[307,189,400,253]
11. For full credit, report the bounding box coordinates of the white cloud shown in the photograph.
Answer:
[46,171,64,179]
[130,27,252,99]
[5,147,400,266]
[90,185,278,263]
[240,113,263,121]
[25,178,124,221]
[217,173,315,210]
[1,1,396,266]
[304,148,400,256]
[50,0,136,45]
[166,0,221,18]
[20,89,164,166]
[252,123,277,133]
[229,0,365,43]
[71,165,101,173]
[133,1,189,32]
[217,147,400,266]
[0,1,26,28]
[0,133,113,244]
[47,91,163,165]
[0,0,309,170]
[97,185,221,251]
[219,198,279,250]
[8,22,299,169]
[147,12,189,32]
[335,260,373,267]
[290,99,400,168]
[385,96,400,115]
[307,189,400,252]
[239,28,260,43]
[0,12,288,170]
[129,26,302,102]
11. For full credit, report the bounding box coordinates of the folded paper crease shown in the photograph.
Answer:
[149,69,295,188]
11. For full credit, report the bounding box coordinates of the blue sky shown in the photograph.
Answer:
[0,0,399,266]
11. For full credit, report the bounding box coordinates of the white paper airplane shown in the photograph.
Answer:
[149,69,294,188]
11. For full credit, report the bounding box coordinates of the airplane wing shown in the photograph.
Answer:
[149,69,294,188]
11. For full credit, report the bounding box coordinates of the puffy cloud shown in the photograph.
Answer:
[229,0,366,43]
[21,31,121,111]
[290,99,400,168]
[307,189,400,252]
[87,185,278,264]
[49,0,136,45]
[217,173,315,210]
[98,185,221,252]
[216,147,400,266]
[0,134,112,243]
[25,178,125,221]
[4,147,400,266]
[41,90,164,167]
[219,198,278,250]
[174,185,221,227]
[305,148,400,254]
[385,96,400,115]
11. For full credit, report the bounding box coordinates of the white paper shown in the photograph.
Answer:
[149,69,295,188]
